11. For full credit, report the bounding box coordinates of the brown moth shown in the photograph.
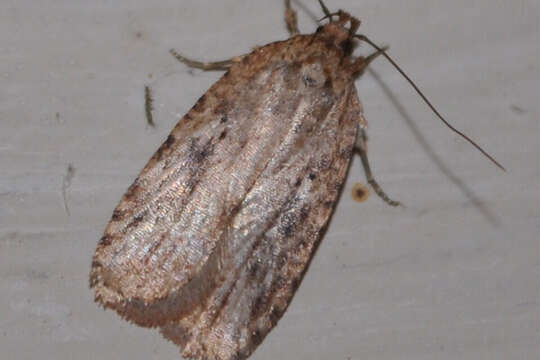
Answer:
[90,1,502,360]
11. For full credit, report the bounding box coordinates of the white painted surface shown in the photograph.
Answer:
[1,1,538,359]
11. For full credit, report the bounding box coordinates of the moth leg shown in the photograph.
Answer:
[364,46,389,66]
[170,49,242,71]
[352,46,390,74]
[284,0,299,35]
[355,127,401,207]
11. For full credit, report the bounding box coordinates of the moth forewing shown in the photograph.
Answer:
[91,4,415,360]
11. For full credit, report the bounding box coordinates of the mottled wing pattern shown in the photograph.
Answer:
[161,82,360,360]
[90,35,362,359]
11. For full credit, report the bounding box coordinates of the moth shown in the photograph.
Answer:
[90,1,502,359]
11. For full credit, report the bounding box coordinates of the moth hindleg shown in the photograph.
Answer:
[355,127,401,207]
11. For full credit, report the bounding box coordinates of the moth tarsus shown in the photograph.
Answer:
[355,127,401,207]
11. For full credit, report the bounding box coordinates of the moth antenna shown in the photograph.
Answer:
[317,0,331,17]
[356,34,506,172]
[318,11,340,23]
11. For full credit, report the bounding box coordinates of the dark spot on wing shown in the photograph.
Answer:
[251,329,264,346]
[214,99,230,114]
[271,99,287,116]
[317,157,331,170]
[269,305,283,325]
[90,260,102,277]
[299,206,310,222]
[99,235,112,246]
[199,145,211,161]
[89,275,98,288]
[126,213,145,230]
[188,138,215,164]
[124,183,141,201]
[207,282,236,328]
[250,293,267,318]
[291,276,301,292]
[308,173,317,180]
[165,134,176,148]
[228,202,243,221]
[298,236,309,249]
[279,212,297,238]
[324,76,333,89]
[111,209,123,221]
[154,145,165,161]
[248,260,260,280]
[193,94,207,112]
[340,145,354,159]
[277,255,287,268]
[302,75,317,87]
[274,275,287,289]
[143,232,168,266]
[219,129,227,140]
[239,138,248,150]
[220,115,228,123]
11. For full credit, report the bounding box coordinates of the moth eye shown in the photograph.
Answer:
[300,62,326,88]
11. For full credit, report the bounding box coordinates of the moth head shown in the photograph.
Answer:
[317,10,360,56]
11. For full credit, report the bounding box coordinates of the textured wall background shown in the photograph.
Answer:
[1,1,538,359]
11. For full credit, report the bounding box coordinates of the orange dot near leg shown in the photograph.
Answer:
[352,183,369,203]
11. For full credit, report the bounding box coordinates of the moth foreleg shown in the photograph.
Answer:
[352,46,390,74]
[355,127,401,207]
[284,0,299,36]
[169,49,242,71]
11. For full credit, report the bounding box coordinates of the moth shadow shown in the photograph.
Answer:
[367,68,501,227]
